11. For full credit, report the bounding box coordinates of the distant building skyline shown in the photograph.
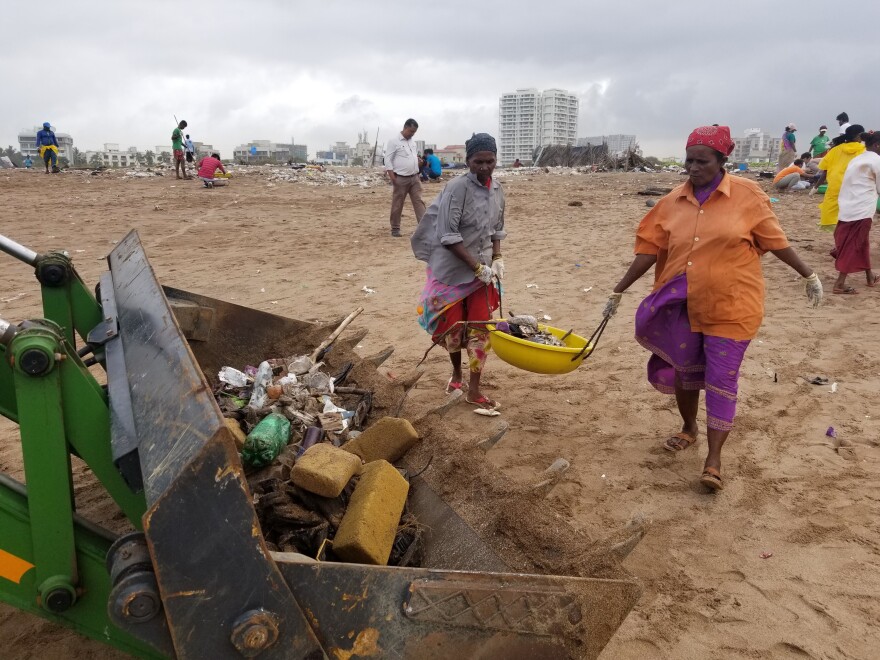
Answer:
[232,139,308,163]
[498,88,579,165]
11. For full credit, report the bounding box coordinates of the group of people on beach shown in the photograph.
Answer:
[394,117,877,493]
[771,113,880,293]
[170,119,226,188]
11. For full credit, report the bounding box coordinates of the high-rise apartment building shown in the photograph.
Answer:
[498,88,578,165]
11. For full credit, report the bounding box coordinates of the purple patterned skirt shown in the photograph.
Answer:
[634,273,750,432]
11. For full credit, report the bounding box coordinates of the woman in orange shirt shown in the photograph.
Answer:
[603,126,823,491]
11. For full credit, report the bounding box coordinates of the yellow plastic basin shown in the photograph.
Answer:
[486,323,593,374]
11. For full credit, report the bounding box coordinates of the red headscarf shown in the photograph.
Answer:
[686,125,735,156]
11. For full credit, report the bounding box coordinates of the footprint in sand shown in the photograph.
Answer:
[830,436,857,461]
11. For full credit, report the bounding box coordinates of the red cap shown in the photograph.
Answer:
[686,125,735,156]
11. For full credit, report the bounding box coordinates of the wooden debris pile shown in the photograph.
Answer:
[534,143,652,171]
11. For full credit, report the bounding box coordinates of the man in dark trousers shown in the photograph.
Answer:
[384,118,425,237]
[36,122,60,173]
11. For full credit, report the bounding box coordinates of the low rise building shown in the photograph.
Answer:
[192,141,216,156]
[435,145,466,166]
[84,144,140,168]
[232,139,308,163]
[18,125,74,162]
[316,142,352,165]
[731,129,784,164]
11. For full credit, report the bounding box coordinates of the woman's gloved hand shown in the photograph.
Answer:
[491,256,504,281]
[474,263,494,285]
[803,273,823,308]
[603,292,623,318]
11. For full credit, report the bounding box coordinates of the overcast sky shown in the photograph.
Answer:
[2,1,875,159]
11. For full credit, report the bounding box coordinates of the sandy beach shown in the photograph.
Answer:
[1,165,878,659]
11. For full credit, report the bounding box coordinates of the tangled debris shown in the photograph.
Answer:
[495,315,567,347]
[212,311,424,567]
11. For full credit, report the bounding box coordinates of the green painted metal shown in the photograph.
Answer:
[0,475,167,659]
[1,323,146,527]
[10,326,79,609]
[0,344,15,423]
[38,252,103,347]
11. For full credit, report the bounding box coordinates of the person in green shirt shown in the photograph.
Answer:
[171,120,190,180]
[809,125,830,157]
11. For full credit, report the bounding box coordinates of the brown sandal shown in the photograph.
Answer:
[699,467,723,491]
[663,431,697,452]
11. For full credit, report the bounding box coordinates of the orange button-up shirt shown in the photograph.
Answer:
[634,174,790,340]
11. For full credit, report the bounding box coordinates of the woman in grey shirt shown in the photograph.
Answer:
[411,133,506,411]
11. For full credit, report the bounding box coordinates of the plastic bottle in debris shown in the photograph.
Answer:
[247,361,273,410]
[241,412,291,468]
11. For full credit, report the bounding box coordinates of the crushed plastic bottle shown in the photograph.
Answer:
[241,412,291,468]
[247,361,273,410]
[218,366,249,387]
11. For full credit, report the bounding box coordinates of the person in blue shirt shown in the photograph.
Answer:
[36,122,60,173]
[184,134,195,164]
[421,148,442,182]
[23,156,34,169]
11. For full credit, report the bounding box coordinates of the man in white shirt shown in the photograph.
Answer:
[836,112,851,136]
[831,131,880,293]
[384,118,425,237]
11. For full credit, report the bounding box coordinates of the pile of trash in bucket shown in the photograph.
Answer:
[495,315,567,347]
[214,353,423,567]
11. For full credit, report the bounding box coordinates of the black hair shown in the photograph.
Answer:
[424,148,433,155]
[793,159,804,166]
[831,135,846,147]
[836,112,849,123]
[185,134,190,138]
[865,132,880,148]
[800,152,812,160]
[403,118,418,129]
[211,153,220,159]
[844,124,865,142]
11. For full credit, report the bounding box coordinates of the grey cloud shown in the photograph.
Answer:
[1,1,876,158]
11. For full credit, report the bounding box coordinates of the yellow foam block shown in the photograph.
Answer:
[333,460,409,565]
[224,418,247,451]
[342,417,419,464]
[291,443,362,498]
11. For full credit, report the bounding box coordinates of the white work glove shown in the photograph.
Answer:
[808,185,817,196]
[491,257,504,281]
[603,293,623,318]
[474,263,493,285]
[803,273,823,308]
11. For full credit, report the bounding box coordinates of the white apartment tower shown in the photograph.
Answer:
[498,88,578,165]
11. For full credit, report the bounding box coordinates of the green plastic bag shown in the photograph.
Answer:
[241,413,291,468]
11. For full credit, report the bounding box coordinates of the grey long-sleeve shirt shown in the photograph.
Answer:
[411,172,507,285]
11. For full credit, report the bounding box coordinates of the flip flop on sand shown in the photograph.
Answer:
[663,431,697,452]
[833,287,859,294]
[466,395,500,411]
[445,378,465,394]
[699,467,723,491]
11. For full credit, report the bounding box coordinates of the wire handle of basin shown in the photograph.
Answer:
[570,316,610,362]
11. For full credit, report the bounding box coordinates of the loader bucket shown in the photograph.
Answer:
[104,231,641,659]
